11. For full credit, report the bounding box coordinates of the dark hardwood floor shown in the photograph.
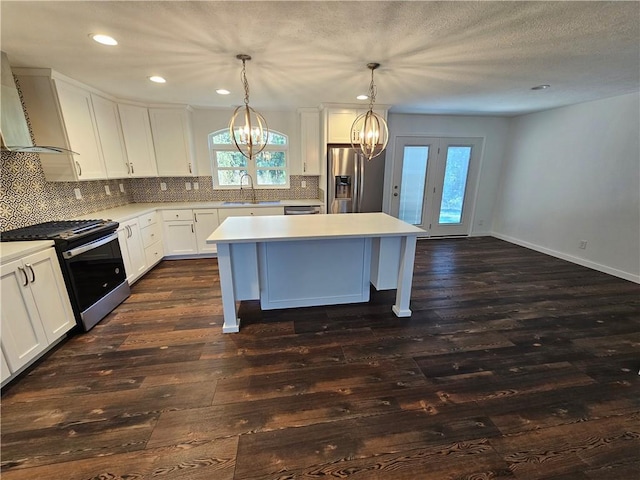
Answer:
[2,237,639,479]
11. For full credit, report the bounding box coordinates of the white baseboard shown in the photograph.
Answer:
[491,232,640,284]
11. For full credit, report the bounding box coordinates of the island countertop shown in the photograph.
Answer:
[207,212,424,244]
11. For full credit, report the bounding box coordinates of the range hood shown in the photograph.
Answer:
[1,51,72,154]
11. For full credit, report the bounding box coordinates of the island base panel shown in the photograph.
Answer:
[258,238,371,310]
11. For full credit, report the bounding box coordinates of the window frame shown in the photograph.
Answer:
[208,129,290,190]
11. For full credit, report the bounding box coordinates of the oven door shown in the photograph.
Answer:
[62,232,130,330]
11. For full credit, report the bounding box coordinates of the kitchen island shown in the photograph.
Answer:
[207,212,424,333]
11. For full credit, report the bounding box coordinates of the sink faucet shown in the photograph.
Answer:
[239,173,257,204]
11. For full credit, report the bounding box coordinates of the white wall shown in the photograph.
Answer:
[190,107,300,175]
[384,114,511,235]
[492,92,640,282]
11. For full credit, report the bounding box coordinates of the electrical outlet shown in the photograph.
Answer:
[185,182,192,191]
[579,240,588,250]
[73,188,82,200]
[193,182,199,190]
[104,185,111,195]
[160,182,167,191]
[119,183,125,193]
[301,180,307,188]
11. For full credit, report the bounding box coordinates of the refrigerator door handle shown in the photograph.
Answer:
[352,153,360,213]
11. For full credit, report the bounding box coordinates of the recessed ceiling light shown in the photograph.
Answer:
[356,94,369,100]
[149,76,166,84]
[90,34,118,46]
[216,89,230,95]
[531,84,550,90]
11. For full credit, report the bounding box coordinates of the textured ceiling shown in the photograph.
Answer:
[1,1,639,116]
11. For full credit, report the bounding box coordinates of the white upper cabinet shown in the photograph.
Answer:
[14,69,108,181]
[325,106,389,144]
[118,103,158,177]
[297,108,321,175]
[90,93,130,179]
[149,107,197,177]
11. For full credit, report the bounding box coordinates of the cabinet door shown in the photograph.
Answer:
[193,209,220,254]
[149,108,196,177]
[299,109,321,175]
[1,348,11,384]
[163,221,198,255]
[327,109,358,144]
[118,104,158,177]
[123,219,147,282]
[25,248,75,343]
[91,94,130,178]
[54,79,107,179]
[0,259,48,372]
[117,226,134,284]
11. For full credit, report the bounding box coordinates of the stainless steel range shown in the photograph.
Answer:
[2,220,130,331]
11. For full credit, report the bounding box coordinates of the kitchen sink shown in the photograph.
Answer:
[222,201,281,206]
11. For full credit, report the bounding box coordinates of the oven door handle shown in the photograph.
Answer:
[62,232,118,259]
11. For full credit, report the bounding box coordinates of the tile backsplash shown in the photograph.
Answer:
[1,150,320,231]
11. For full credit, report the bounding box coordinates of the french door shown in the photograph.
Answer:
[390,136,482,236]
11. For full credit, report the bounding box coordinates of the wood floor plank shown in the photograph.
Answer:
[2,237,639,479]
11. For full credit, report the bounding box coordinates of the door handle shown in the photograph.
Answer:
[26,264,35,283]
[17,266,28,286]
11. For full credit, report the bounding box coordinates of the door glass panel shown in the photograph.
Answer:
[438,146,471,224]
[399,146,429,225]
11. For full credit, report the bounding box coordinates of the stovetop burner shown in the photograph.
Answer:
[2,219,118,242]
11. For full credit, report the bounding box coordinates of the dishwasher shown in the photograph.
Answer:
[284,205,321,215]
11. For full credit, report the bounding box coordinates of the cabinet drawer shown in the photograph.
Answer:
[161,209,192,221]
[144,241,164,267]
[138,211,158,227]
[141,222,162,248]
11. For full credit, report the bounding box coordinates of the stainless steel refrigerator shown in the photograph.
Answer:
[327,146,385,214]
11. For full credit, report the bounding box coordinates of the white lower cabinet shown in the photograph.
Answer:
[1,349,11,384]
[1,247,75,383]
[141,216,164,268]
[194,209,220,254]
[118,212,164,284]
[162,209,220,256]
[118,219,146,284]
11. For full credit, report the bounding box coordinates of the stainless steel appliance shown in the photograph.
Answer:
[328,146,385,214]
[2,220,130,331]
[283,205,321,215]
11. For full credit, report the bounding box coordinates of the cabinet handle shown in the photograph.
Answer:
[303,162,307,173]
[189,163,192,174]
[75,161,82,177]
[26,264,35,283]
[17,266,28,286]
[126,225,132,238]
[126,162,131,174]
[131,163,135,174]
[194,213,198,222]
[191,224,194,233]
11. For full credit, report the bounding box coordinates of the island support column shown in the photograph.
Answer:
[216,242,240,333]
[391,234,418,317]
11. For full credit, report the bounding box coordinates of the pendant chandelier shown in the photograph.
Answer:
[229,54,269,160]
[350,62,389,160]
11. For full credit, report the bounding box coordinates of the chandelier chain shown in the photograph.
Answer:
[241,59,250,106]
[368,68,377,111]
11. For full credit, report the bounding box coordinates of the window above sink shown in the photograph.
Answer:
[209,129,290,190]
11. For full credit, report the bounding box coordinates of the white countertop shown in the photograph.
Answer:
[207,212,425,244]
[1,240,55,263]
[76,200,323,223]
